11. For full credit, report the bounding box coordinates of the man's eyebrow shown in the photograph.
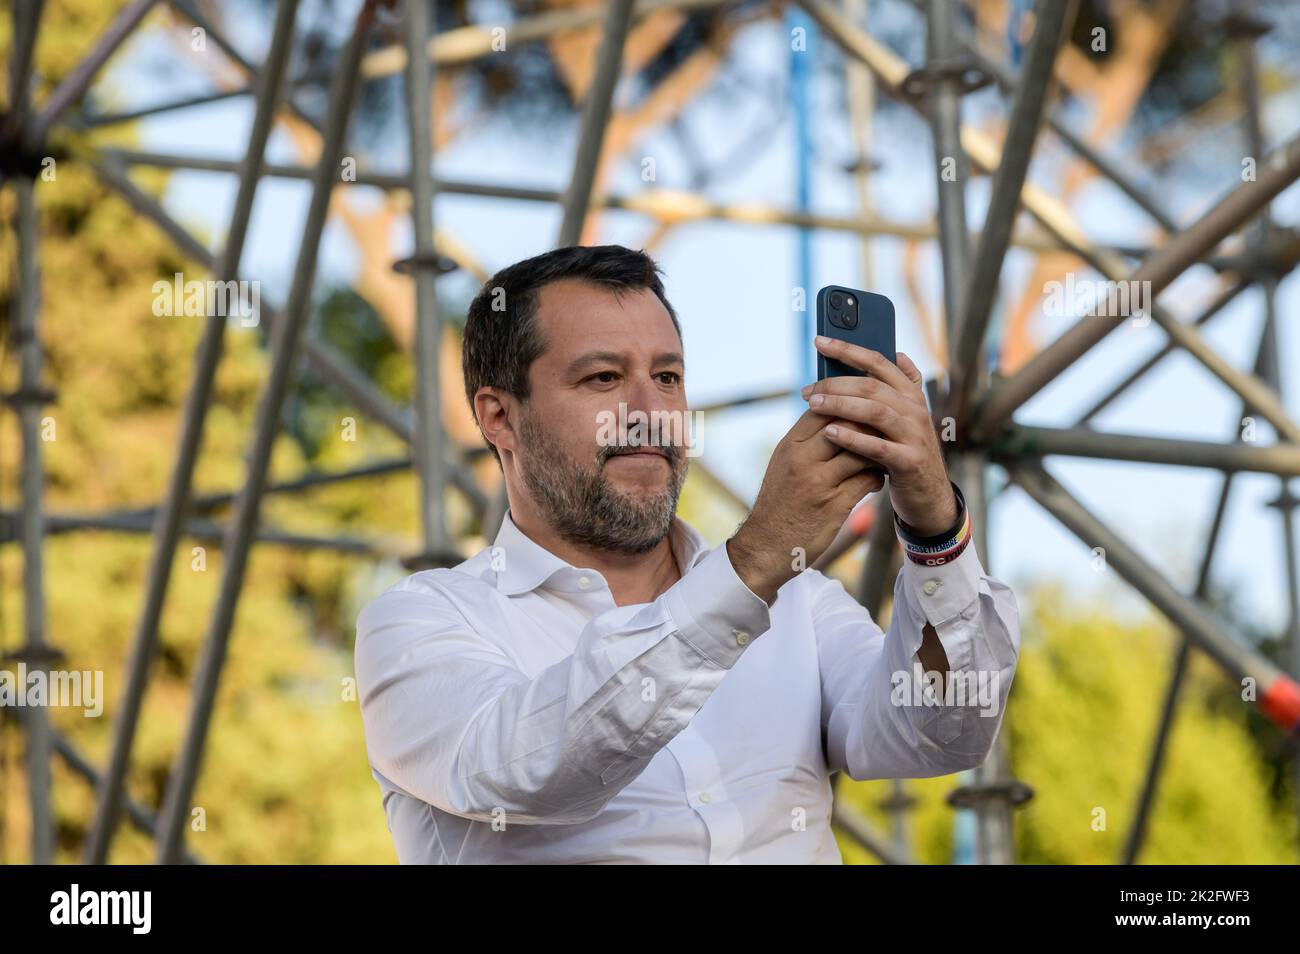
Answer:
[564,351,626,376]
[563,350,685,377]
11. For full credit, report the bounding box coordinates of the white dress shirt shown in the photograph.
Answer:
[355,508,1020,864]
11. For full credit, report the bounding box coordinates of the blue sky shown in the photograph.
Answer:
[108,2,1300,638]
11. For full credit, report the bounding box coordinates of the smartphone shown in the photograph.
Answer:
[815,285,896,479]
[815,285,896,379]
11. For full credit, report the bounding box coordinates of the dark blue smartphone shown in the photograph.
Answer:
[815,285,896,477]
[815,285,896,379]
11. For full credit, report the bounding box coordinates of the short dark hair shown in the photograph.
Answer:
[461,244,682,461]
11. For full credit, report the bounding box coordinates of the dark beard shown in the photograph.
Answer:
[517,408,687,555]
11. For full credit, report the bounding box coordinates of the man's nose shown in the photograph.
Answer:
[613,377,684,452]
[622,375,680,417]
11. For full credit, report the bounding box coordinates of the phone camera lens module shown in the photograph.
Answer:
[829,291,845,308]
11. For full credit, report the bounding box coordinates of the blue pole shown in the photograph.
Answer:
[952,769,977,863]
[789,7,815,390]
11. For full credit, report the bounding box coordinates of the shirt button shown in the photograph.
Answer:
[699,791,712,804]
[578,576,592,590]
[733,629,751,647]
[922,579,941,596]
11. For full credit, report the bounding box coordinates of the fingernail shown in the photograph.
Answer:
[825,424,839,438]
[814,335,830,346]
[809,393,825,407]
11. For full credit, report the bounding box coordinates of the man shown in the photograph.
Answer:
[355,244,1020,864]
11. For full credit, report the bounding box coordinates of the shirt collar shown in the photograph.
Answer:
[489,510,711,596]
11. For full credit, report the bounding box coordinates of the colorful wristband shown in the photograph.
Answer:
[895,482,972,566]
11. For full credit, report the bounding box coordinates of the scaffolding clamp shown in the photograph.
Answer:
[901,58,995,100]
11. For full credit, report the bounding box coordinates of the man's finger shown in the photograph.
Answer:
[811,416,877,461]
[808,393,912,443]
[825,447,874,483]
[789,411,856,462]
[895,351,926,393]
[814,336,913,392]
[837,469,886,508]
[805,375,916,416]
[823,422,902,470]
[787,406,834,444]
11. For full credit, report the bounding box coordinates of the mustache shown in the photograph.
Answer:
[597,443,683,467]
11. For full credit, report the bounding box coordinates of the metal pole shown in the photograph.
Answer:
[857,494,897,617]
[83,0,302,865]
[1123,464,1234,864]
[24,0,161,148]
[1006,461,1296,707]
[990,424,1300,477]
[556,0,635,246]
[1122,113,1277,854]
[5,0,57,866]
[45,728,204,864]
[951,21,1178,234]
[1123,643,1189,865]
[1273,478,1300,835]
[18,511,392,556]
[485,0,636,540]
[842,0,876,289]
[9,173,56,865]
[768,0,1215,305]
[946,451,1028,864]
[918,0,1024,866]
[78,87,252,128]
[153,0,377,864]
[401,0,457,570]
[101,147,1120,255]
[924,0,971,336]
[1237,8,1300,837]
[832,801,913,865]
[167,0,324,137]
[296,335,415,441]
[86,157,488,517]
[977,130,1300,435]
[89,160,400,447]
[94,458,414,522]
[1074,279,1250,425]
[797,0,1295,449]
[3,0,46,142]
[790,2,815,387]
[361,0,728,78]
[950,0,1073,423]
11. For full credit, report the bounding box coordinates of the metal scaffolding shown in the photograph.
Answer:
[1,0,1299,866]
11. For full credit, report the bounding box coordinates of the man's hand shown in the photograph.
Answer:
[803,337,958,537]
[727,410,884,604]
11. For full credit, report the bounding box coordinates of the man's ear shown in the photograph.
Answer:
[474,387,519,458]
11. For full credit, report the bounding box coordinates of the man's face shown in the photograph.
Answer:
[512,279,689,555]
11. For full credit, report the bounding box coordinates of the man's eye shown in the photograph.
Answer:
[657,372,682,385]
[588,371,618,384]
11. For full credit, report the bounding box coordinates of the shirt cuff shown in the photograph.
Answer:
[899,542,983,629]
[661,542,772,669]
